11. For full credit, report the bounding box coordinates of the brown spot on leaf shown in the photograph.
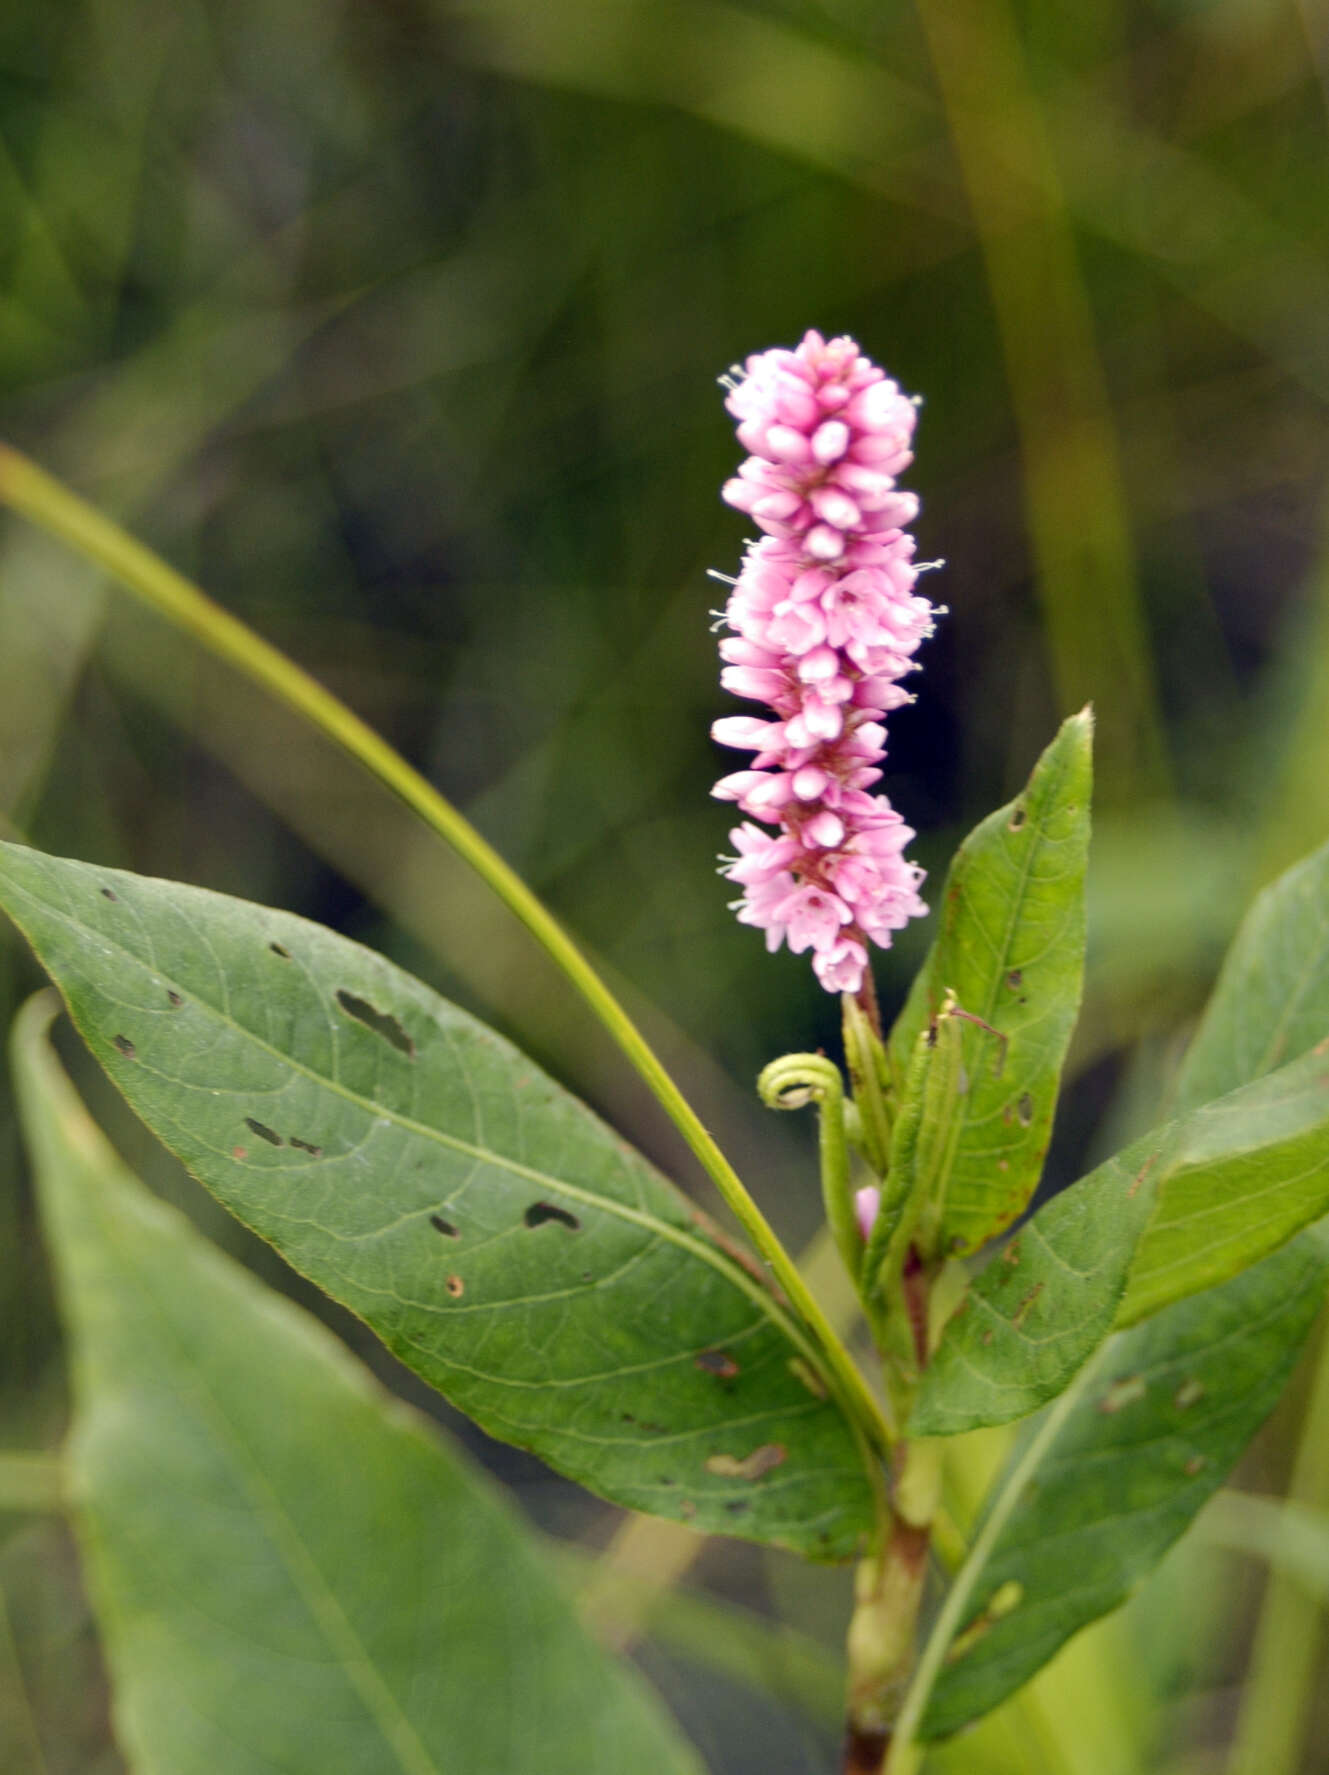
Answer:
[445,1274,464,1298]
[430,1214,459,1238]
[695,1349,740,1379]
[1185,1454,1207,1476]
[1012,1283,1044,1329]
[1098,1375,1147,1414]
[1009,805,1027,830]
[1006,969,1023,989]
[111,1034,136,1059]
[705,1443,787,1481]
[166,990,184,1008]
[244,1117,283,1147]
[231,1145,248,1161]
[1003,1237,1022,1266]
[288,1136,322,1156]
[1128,1157,1156,1199]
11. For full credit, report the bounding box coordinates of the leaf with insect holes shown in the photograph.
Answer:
[921,840,1329,1733]
[915,1044,1329,1434]
[921,1225,1329,1739]
[13,993,701,1775]
[0,840,875,1560]
[887,713,1092,1257]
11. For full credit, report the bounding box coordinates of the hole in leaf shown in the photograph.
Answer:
[1009,805,1026,830]
[335,989,416,1057]
[289,1136,322,1156]
[244,1117,283,1147]
[524,1201,580,1231]
[445,1274,464,1298]
[269,942,291,959]
[430,1214,459,1238]
[695,1349,740,1379]
[100,886,118,901]
[1174,1378,1205,1410]
[1016,1092,1034,1125]
[167,990,184,1009]
[1005,969,1023,989]
[111,1034,136,1059]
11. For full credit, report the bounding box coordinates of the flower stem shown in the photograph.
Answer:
[0,441,893,1467]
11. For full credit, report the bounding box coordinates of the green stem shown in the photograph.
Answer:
[0,442,892,1466]
[1227,1316,1329,1775]
[757,1054,862,1291]
[0,1453,63,1513]
[885,1358,1093,1769]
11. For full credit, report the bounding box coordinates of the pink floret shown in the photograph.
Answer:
[711,330,937,993]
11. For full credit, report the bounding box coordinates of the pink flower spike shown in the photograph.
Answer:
[711,330,939,993]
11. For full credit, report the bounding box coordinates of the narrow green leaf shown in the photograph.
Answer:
[887,713,1092,1255]
[921,1228,1329,1740]
[1173,837,1329,1116]
[918,1049,1329,1431]
[1120,1045,1329,1325]
[13,992,702,1775]
[0,842,875,1560]
[909,1131,1157,1436]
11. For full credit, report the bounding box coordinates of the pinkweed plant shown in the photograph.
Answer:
[711,330,937,998]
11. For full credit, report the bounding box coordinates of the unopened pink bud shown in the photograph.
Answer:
[805,525,847,561]
[854,1186,881,1241]
[811,420,851,464]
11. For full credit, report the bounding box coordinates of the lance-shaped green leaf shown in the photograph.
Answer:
[0,841,875,1560]
[1119,1042,1329,1325]
[1172,836,1329,1117]
[908,1128,1157,1436]
[915,1047,1329,1433]
[921,1227,1329,1740]
[12,993,701,1775]
[887,712,1092,1256]
[1113,840,1329,1325]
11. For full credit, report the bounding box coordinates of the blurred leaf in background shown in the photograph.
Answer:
[2,0,1329,1766]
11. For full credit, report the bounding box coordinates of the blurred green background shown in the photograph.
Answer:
[1,0,1328,1769]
